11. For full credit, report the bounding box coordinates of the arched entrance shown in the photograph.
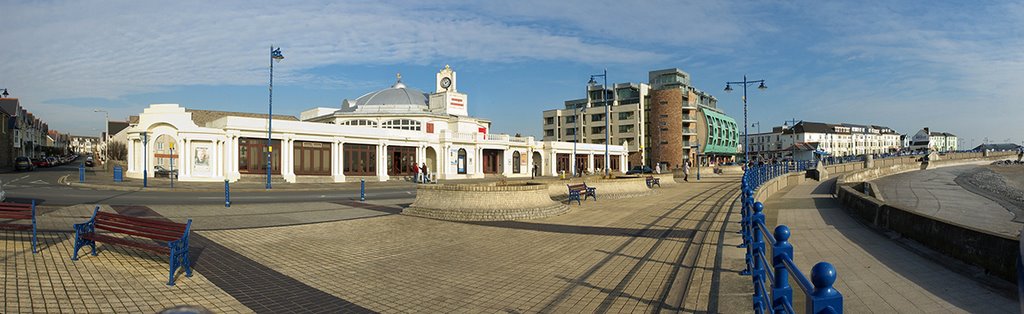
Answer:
[153,134,178,178]
[457,148,467,174]
[425,147,437,173]
[532,151,543,176]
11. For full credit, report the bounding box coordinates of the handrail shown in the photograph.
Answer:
[741,163,844,313]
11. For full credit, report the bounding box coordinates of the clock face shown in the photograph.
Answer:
[440,77,452,89]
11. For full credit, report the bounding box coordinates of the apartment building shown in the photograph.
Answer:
[541,68,737,169]
[746,121,902,161]
[908,127,958,152]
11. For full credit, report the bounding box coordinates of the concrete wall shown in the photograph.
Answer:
[404,183,568,221]
[545,174,673,199]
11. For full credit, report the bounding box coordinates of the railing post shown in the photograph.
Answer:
[809,262,843,314]
[750,202,767,311]
[772,225,794,313]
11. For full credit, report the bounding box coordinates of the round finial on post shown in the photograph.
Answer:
[753,202,764,213]
[811,262,838,296]
[773,225,790,243]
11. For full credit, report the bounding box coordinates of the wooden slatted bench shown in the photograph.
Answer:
[71,207,193,286]
[0,200,37,253]
[566,183,597,205]
[646,175,661,188]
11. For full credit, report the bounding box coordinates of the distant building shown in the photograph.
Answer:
[541,68,736,170]
[972,143,1021,152]
[908,127,957,152]
[746,121,902,161]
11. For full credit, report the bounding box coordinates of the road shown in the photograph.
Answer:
[1,160,417,206]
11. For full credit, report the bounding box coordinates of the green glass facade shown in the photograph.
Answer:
[701,108,739,155]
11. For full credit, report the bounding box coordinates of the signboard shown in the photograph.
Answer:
[192,145,211,177]
[446,93,468,116]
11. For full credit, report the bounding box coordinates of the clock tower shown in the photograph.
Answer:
[429,64,468,116]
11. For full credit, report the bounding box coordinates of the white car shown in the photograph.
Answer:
[0,179,5,202]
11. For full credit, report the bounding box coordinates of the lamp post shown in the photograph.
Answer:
[169,142,175,189]
[267,46,284,189]
[141,132,148,188]
[572,105,585,177]
[1,89,8,98]
[94,109,109,167]
[784,118,799,163]
[588,69,609,177]
[725,75,767,164]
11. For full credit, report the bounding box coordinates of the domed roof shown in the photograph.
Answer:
[352,81,428,108]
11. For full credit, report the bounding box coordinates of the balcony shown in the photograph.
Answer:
[681,128,697,134]
[681,114,697,121]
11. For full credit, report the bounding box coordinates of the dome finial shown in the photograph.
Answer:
[392,72,406,89]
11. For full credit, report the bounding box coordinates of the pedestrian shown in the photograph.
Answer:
[420,163,428,183]
[532,164,537,179]
[412,162,420,183]
[683,161,690,182]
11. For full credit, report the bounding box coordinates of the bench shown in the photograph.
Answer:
[71,207,193,286]
[0,200,37,253]
[567,183,597,205]
[645,175,661,188]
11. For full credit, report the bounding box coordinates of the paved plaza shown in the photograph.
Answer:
[763,179,1016,313]
[2,176,754,313]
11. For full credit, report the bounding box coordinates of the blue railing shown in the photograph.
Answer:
[741,164,843,313]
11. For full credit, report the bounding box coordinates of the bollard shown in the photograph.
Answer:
[360,179,366,201]
[113,165,123,183]
[79,163,85,183]
[771,225,794,313]
[224,180,231,208]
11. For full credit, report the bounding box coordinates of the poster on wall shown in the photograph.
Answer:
[193,146,211,177]
[458,156,466,173]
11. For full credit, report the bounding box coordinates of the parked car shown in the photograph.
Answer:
[84,157,94,167]
[154,165,178,178]
[0,179,5,202]
[625,166,654,175]
[46,157,58,167]
[15,156,34,171]
[32,158,49,168]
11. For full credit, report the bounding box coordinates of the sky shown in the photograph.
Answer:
[2,0,1022,148]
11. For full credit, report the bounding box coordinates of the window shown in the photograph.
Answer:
[591,127,604,134]
[545,130,554,136]
[457,148,467,174]
[566,128,576,136]
[659,122,667,126]
[618,125,633,133]
[591,114,604,122]
[660,127,668,132]
[660,114,668,118]
[660,140,669,145]
[545,117,554,125]
[381,119,421,131]
[618,112,633,120]
[565,116,576,123]
[341,119,377,127]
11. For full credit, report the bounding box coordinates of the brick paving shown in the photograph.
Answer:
[2,177,750,313]
[763,179,1017,313]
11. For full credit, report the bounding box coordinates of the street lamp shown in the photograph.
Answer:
[94,109,109,167]
[725,75,767,164]
[267,46,284,189]
[588,69,609,177]
[572,105,586,177]
[1,89,8,98]
[141,131,148,188]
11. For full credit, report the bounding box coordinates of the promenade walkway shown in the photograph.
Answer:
[763,178,1016,313]
[2,176,751,313]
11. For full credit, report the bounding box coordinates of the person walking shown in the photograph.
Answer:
[683,160,691,182]
[420,163,428,183]
[412,162,420,183]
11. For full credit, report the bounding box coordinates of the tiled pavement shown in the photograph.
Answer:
[763,179,1017,313]
[2,177,754,313]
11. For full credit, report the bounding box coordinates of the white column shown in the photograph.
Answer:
[377,143,389,181]
[588,153,595,173]
[212,139,220,178]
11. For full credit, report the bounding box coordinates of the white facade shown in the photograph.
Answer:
[123,66,627,183]
[745,122,903,161]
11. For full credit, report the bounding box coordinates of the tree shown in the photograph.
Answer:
[107,141,128,161]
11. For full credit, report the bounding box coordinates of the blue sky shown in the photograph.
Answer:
[2,1,1022,147]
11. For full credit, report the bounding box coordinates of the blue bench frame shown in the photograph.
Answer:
[0,200,37,253]
[567,183,597,205]
[71,207,193,286]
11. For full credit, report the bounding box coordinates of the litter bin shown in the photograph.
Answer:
[113,165,123,182]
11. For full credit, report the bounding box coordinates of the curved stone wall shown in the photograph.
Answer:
[545,175,668,200]
[403,183,568,221]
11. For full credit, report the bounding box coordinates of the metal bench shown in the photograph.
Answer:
[645,175,661,188]
[0,200,37,253]
[71,207,193,286]
[566,183,597,205]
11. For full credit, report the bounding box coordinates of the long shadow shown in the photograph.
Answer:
[461,220,696,238]
[791,180,1014,311]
